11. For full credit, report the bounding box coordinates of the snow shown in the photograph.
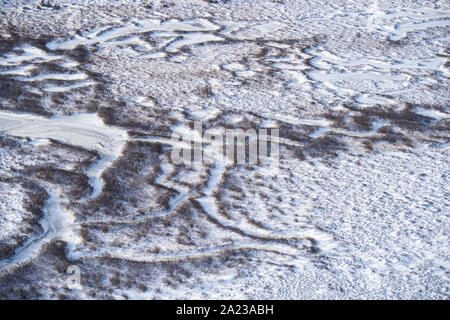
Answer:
[0,111,127,273]
[0,0,448,300]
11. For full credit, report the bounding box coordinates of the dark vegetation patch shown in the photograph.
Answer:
[0,135,21,149]
[0,240,72,299]
[204,0,230,4]
[38,1,61,10]
[63,45,96,64]
[346,104,436,132]
[78,141,165,218]
[30,166,92,200]
[33,61,67,75]
[41,139,100,172]
[0,31,102,116]
[428,119,450,133]
[21,179,48,220]
[319,103,448,151]
[0,180,47,260]
[0,244,16,262]
[0,76,50,115]
[98,99,174,132]
[351,113,373,131]
[0,27,55,54]
[374,126,413,146]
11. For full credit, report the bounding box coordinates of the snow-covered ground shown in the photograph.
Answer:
[0,0,448,299]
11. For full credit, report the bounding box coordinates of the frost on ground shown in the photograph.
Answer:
[0,0,448,299]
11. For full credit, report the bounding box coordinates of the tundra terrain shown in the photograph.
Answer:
[0,0,448,299]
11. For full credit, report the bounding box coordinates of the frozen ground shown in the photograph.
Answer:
[0,0,448,299]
